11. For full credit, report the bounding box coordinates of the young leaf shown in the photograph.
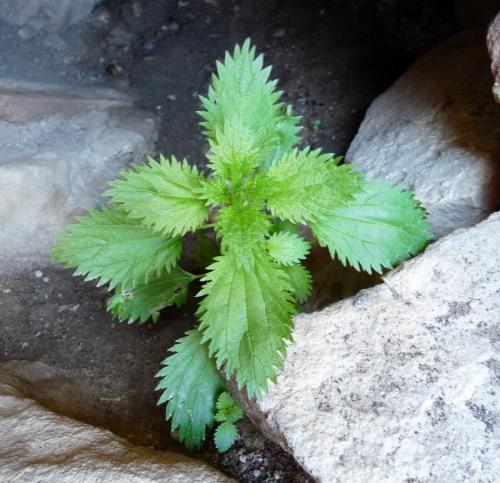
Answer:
[214,421,238,453]
[107,268,195,324]
[215,204,271,269]
[199,177,230,207]
[281,264,313,304]
[267,231,310,266]
[198,250,296,399]
[52,206,181,290]
[261,104,302,171]
[310,180,433,273]
[156,329,226,450]
[106,156,209,237]
[199,39,300,173]
[206,121,263,178]
[215,392,244,423]
[266,148,362,223]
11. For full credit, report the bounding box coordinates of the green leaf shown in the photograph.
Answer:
[198,177,230,207]
[281,264,313,304]
[156,329,226,450]
[310,180,433,274]
[266,148,362,223]
[107,268,195,324]
[261,104,302,171]
[106,155,209,237]
[198,250,296,399]
[52,206,182,290]
[206,121,263,178]
[215,392,244,423]
[215,204,271,269]
[214,421,238,453]
[267,231,310,266]
[198,39,300,173]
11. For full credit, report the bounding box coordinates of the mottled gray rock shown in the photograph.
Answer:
[487,11,500,102]
[0,370,232,482]
[0,0,99,34]
[346,31,500,238]
[235,212,500,482]
[0,79,157,269]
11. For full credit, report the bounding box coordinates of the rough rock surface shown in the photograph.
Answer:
[346,31,500,237]
[235,212,500,482]
[0,370,232,482]
[0,79,157,269]
[487,11,500,102]
[0,0,99,34]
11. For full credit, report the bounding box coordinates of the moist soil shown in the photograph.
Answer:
[0,1,461,481]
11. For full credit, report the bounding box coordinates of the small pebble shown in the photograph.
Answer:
[105,63,122,76]
[43,277,49,283]
[273,28,286,38]
[253,470,261,478]
[92,6,111,25]
[167,94,177,101]
[239,455,247,463]
[34,270,43,278]
[21,342,28,348]
[132,1,142,17]
[142,39,155,51]
[165,21,180,32]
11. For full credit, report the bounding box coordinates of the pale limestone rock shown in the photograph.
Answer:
[0,370,232,482]
[235,212,500,482]
[487,11,500,102]
[346,31,500,237]
[0,79,157,269]
[0,0,99,33]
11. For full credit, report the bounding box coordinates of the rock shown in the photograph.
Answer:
[0,370,232,482]
[0,0,99,34]
[345,31,500,238]
[234,212,500,482]
[487,11,500,102]
[0,79,157,269]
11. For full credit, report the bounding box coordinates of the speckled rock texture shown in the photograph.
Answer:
[487,11,500,102]
[235,212,500,482]
[0,79,157,269]
[0,0,99,34]
[346,30,500,238]
[0,370,232,482]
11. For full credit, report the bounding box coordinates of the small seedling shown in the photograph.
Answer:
[53,39,432,452]
[214,392,244,452]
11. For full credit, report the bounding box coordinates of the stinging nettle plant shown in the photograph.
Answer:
[52,39,432,452]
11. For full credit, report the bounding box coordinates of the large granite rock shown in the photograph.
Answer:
[0,0,99,34]
[346,31,500,238]
[234,212,500,482]
[487,11,500,102]
[0,79,157,269]
[0,370,232,482]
